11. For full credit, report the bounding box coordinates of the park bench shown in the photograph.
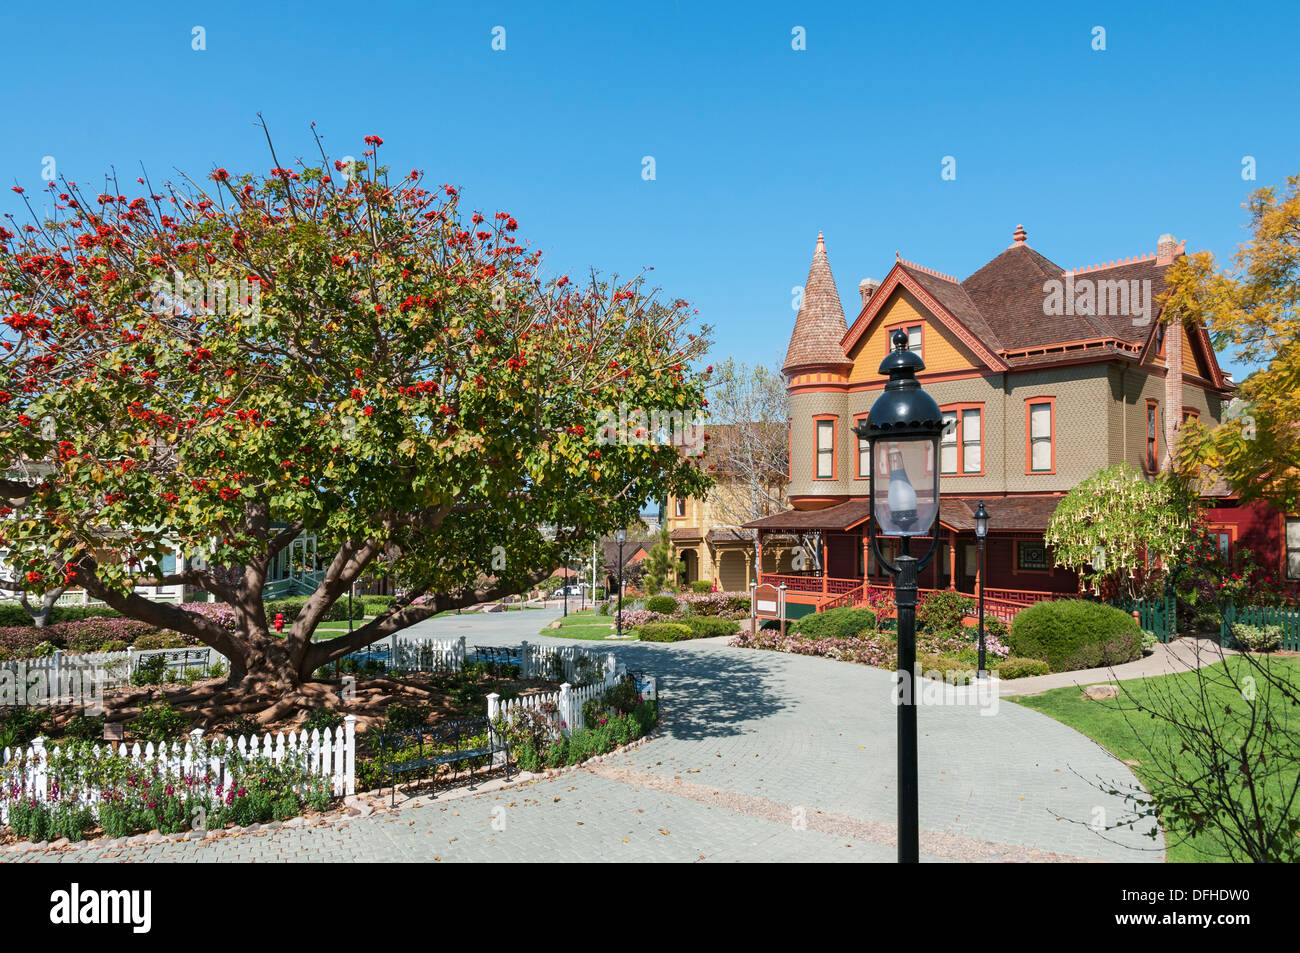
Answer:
[469,645,522,675]
[374,718,511,806]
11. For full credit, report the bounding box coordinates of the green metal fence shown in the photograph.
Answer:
[1107,587,1178,643]
[1219,602,1300,651]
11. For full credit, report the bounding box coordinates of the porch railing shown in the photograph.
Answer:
[758,573,861,595]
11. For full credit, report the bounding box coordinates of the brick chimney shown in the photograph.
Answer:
[1156,233,1180,265]
[858,278,880,307]
[1163,323,1183,471]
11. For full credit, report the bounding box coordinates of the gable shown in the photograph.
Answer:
[846,287,982,383]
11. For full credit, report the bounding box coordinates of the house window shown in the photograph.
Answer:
[939,405,982,475]
[1027,399,1055,473]
[1145,400,1160,473]
[675,498,686,517]
[814,417,836,480]
[1208,528,1232,562]
[1182,407,1200,426]
[1017,540,1050,572]
[1287,517,1300,581]
[854,414,869,479]
[886,322,923,359]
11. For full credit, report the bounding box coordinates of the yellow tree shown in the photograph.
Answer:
[1162,176,1300,510]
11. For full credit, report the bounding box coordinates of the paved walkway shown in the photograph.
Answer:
[8,610,1165,863]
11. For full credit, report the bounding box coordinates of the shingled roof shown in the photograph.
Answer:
[797,225,1227,390]
[782,233,851,374]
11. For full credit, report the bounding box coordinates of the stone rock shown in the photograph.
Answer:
[1084,684,1119,700]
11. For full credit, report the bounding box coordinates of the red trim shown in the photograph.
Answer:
[938,402,985,477]
[852,413,869,479]
[840,263,1008,371]
[883,319,924,363]
[813,414,838,481]
[1025,396,1057,475]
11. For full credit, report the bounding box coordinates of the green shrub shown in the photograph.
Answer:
[636,622,694,643]
[131,702,188,743]
[131,653,169,686]
[384,702,432,731]
[64,714,106,742]
[0,707,49,747]
[681,617,740,638]
[264,596,364,628]
[1231,623,1283,653]
[133,631,186,651]
[792,607,877,640]
[996,656,1051,679]
[303,705,344,733]
[689,581,713,594]
[917,590,974,638]
[918,653,974,685]
[645,595,679,615]
[1008,599,1142,672]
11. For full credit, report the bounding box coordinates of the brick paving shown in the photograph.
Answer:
[6,608,1164,863]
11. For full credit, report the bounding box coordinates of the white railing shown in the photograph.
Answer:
[0,719,356,823]
[487,647,630,735]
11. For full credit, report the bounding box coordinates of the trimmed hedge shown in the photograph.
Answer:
[996,656,1051,679]
[681,617,740,638]
[644,595,680,615]
[1008,599,1142,672]
[264,596,365,626]
[688,581,713,594]
[636,622,694,643]
[792,607,877,640]
[0,603,122,627]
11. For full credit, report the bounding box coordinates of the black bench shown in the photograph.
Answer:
[374,718,511,806]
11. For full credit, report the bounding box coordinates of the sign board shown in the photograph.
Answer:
[752,583,784,621]
[634,674,657,701]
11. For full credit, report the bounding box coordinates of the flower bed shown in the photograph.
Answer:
[0,601,232,661]
[730,626,1010,671]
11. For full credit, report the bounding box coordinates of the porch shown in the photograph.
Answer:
[745,496,1080,622]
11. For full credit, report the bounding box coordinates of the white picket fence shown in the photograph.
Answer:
[518,641,618,685]
[0,718,356,823]
[0,646,225,702]
[393,636,464,672]
[487,650,628,735]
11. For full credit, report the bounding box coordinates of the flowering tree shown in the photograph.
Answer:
[0,128,711,708]
[1162,175,1300,511]
[1044,463,1199,600]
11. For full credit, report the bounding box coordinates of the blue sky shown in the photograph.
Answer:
[3,1,1297,383]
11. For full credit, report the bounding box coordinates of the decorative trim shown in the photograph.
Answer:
[812,414,838,481]
[840,263,1008,371]
[938,402,985,477]
[1025,396,1057,475]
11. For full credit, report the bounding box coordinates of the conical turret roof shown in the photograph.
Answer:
[782,232,850,374]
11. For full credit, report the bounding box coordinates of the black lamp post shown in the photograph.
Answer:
[973,501,990,678]
[615,528,626,639]
[852,329,944,864]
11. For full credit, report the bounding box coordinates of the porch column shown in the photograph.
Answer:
[862,534,869,582]
[755,534,764,582]
[822,536,829,595]
[948,528,957,590]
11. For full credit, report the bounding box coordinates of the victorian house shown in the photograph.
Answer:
[745,226,1293,620]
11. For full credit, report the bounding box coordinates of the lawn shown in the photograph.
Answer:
[1010,655,1300,863]
[539,609,638,642]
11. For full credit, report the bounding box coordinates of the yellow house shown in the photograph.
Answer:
[664,424,794,591]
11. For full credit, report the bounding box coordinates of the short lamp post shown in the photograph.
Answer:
[973,501,990,678]
[852,329,945,865]
[615,529,626,639]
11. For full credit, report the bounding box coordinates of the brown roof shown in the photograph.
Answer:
[744,496,1063,534]
[670,527,702,541]
[743,500,871,532]
[942,496,1064,533]
[707,527,756,544]
[782,233,851,373]
[791,226,1227,390]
